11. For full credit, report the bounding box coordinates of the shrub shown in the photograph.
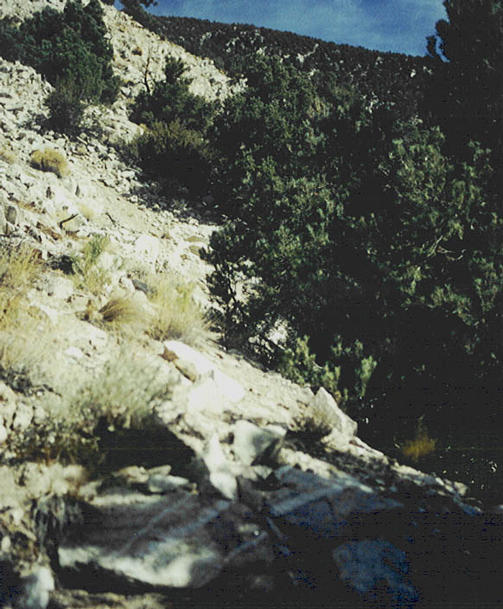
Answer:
[0,244,50,381]
[0,244,42,329]
[0,0,119,136]
[130,119,212,193]
[30,148,70,178]
[401,421,437,462]
[99,295,149,330]
[8,354,173,469]
[147,273,208,345]
[70,234,110,295]
[45,80,85,135]
[128,56,215,192]
[206,54,503,447]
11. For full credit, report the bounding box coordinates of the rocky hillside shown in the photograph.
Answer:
[121,0,428,119]
[0,2,502,609]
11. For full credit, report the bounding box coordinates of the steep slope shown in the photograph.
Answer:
[0,3,501,609]
[122,0,428,119]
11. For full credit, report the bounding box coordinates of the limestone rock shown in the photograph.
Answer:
[333,540,418,608]
[164,340,245,404]
[203,434,238,500]
[233,420,286,465]
[308,387,358,438]
[58,487,268,590]
[16,566,55,609]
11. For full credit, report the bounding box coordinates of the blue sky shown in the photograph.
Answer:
[138,0,447,56]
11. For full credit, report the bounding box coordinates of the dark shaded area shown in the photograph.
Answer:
[94,420,197,472]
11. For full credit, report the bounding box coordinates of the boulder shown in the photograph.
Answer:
[308,388,357,438]
[333,540,418,608]
[58,488,270,591]
[233,420,286,466]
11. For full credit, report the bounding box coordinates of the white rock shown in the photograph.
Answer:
[233,420,286,465]
[12,404,33,431]
[17,566,54,609]
[64,346,84,360]
[164,341,245,404]
[309,387,358,438]
[45,275,74,300]
[203,434,238,500]
[134,234,160,264]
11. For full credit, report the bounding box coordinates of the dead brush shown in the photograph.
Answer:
[99,294,150,329]
[147,273,209,345]
[30,147,70,178]
[0,244,42,329]
[10,354,174,469]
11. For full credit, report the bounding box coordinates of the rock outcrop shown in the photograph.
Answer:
[0,2,501,609]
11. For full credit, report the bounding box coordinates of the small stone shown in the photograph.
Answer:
[1,535,11,553]
[5,204,19,225]
[147,474,194,494]
[17,566,54,609]
[12,404,33,431]
[233,420,286,465]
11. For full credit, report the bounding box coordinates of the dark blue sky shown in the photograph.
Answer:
[140,0,447,56]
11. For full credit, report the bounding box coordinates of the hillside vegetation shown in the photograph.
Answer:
[1,2,503,606]
[118,0,503,479]
[0,0,502,490]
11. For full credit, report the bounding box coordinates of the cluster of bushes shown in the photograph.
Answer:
[122,0,427,120]
[126,56,215,193]
[0,0,119,134]
[197,6,501,471]
[120,1,503,486]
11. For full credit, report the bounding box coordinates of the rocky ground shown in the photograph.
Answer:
[0,2,502,608]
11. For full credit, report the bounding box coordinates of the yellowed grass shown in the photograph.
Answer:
[0,148,16,164]
[10,352,173,467]
[401,431,437,461]
[71,234,110,295]
[99,295,149,329]
[30,147,70,178]
[147,274,208,345]
[0,314,50,375]
[0,244,41,330]
[0,245,51,378]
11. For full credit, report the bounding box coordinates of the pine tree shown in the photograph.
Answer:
[426,0,503,158]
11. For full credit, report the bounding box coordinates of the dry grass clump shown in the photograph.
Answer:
[10,354,173,468]
[71,234,110,295]
[147,273,208,345]
[0,148,16,164]
[401,429,437,462]
[99,295,149,329]
[0,315,51,378]
[0,244,50,382]
[0,244,41,329]
[30,147,70,178]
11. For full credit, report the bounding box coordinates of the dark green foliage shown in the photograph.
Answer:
[425,0,503,159]
[128,56,214,192]
[0,0,119,133]
[45,79,85,134]
[205,53,503,448]
[131,57,211,131]
[129,119,213,193]
[122,0,427,120]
